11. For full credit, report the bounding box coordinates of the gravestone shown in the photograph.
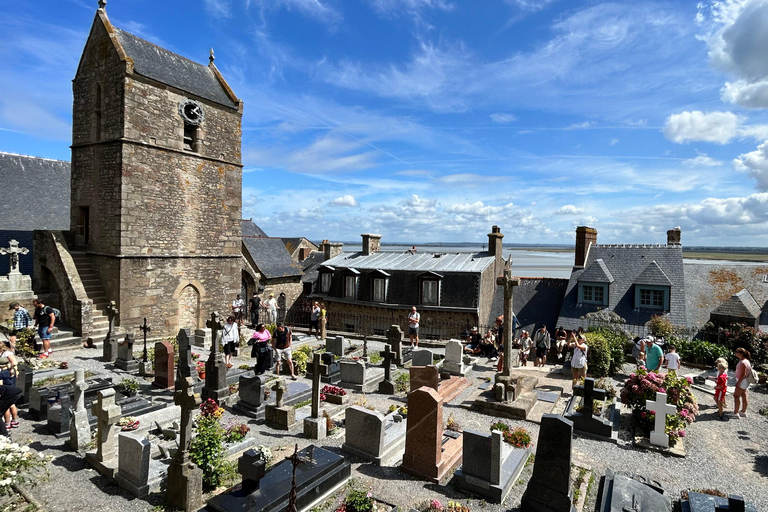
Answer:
[304,353,326,440]
[342,406,406,466]
[69,369,91,452]
[400,386,463,484]
[305,352,341,385]
[47,394,72,437]
[326,336,345,357]
[443,340,469,377]
[387,325,406,367]
[598,469,671,512]
[202,312,229,403]
[193,328,212,349]
[339,360,385,392]
[238,449,267,493]
[116,432,152,497]
[564,377,618,441]
[86,388,122,479]
[647,392,676,448]
[454,429,528,503]
[265,379,295,430]
[520,414,576,512]
[234,374,265,417]
[0,239,34,300]
[497,264,521,377]
[683,492,756,512]
[176,329,193,391]
[152,341,175,389]
[378,344,396,394]
[115,334,139,372]
[412,348,433,367]
[167,376,203,512]
[410,365,439,392]
[30,376,114,421]
[102,302,119,363]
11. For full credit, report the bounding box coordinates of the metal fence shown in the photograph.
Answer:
[581,318,704,342]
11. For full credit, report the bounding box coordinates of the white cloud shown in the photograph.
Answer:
[244,134,379,174]
[328,194,359,207]
[368,0,453,16]
[505,0,559,12]
[682,154,723,167]
[204,0,232,18]
[734,140,768,191]
[490,113,518,124]
[663,111,740,143]
[565,121,594,130]
[609,138,619,145]
[248,0,341,25]
[555,205,585,215]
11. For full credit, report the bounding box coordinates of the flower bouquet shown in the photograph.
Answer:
[321,385,348,405]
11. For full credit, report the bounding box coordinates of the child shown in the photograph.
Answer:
[663,344,680,375]
[714,361,728,420]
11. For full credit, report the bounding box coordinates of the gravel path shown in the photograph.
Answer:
[8,341,768,512]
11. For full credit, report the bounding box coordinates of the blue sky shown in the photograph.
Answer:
[2,0,768,246]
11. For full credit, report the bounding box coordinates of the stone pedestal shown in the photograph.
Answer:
[102,335,118,363]
[265,405,295,430]
[115,335,139,372]
[303,416,327,440]
[167,459,203,512]
[193,328,211,349]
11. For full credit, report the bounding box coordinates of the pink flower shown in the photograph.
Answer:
[678,430,686,437]
[686,377,693,384]
[659,388,666,393]
[680,409,688,417]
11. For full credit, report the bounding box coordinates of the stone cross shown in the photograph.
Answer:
[174,376,201,463]
[106,301,118,336]
[69,369,91,452]
[176,329,193,386]
[646,391,676,448]
[206,312,225,356]
[382,344,394,382]
[0,239,28,275]
[92,388,122,463]
[139,317,151,363]
[496,262,520,377]
[574,378,607,417]
[72,369,89,412]
[272,378,287,408]
[310,352,322,419]
[238,449,266,494]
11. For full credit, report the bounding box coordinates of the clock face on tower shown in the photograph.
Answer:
[179,99,205,125]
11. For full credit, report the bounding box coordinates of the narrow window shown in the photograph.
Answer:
[93,83,102,141]
[344,276,357,299]
[183,124,198,152]
[373,278,386,302]
[76,206,90,245]
[421,280,438,305]
[320,273,332,293]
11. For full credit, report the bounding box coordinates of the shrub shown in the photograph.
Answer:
[586,327,627,376]
[369,351,382,364]
[395,372,409,393]
[503,427,532,448]
[190,399,226,490]
[337,489,376,512]
[673,338,731,366]
[388,404,407,416]
[490,420,511,433]
[117,378,140,396]
[584,332,611,378]
[721,324,768,365]
[648,315,674,339]
[224,423,250,444]
[0,437,51,496]
[292,345,314,375]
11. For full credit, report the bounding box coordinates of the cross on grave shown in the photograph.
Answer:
[646,391,677,448]
[622,494,641,512]
[139,318,151,364]
[285,444,316,512]
[92,388,122,463]
[72,369,89,412]
[0,239,28,275]
[382,344,395,382]
[495,260,520,377]
[574,378,607,417]
[175,376,202,463]
[206,312,224,356]
[106,301,118,336]
[272,378,287,408]
[310,352,322,419]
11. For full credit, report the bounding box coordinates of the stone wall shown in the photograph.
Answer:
[261,279,304,323]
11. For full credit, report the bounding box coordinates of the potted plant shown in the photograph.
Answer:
[224,423,250,444]
[196,360,206,380]
[321,385,347,405]
[117,378,140,397]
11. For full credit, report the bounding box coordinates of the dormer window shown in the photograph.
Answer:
[370,269,390,302]
[578,282,608,305]
[418,271,442,306]
[343,268,360,299]
[635,285,669,311]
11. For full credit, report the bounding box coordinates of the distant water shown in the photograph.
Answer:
[342,244,574,279]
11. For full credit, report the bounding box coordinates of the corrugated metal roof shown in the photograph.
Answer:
[322,250,495,273]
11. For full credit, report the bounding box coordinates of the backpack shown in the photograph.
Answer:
[746,367,758,385]
[46,306,61,324]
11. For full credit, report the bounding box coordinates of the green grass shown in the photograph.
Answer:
[294,399,312,409]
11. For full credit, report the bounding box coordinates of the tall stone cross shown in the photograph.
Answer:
[206,312,225,357]
[382,344,394,383]
[72,369,89,412]
[574,377,606,417]
[496,261,520,377]
[175,376,201,463]
[0,239,28,275]
[139,317,151,363]
[272,378,287,408]
[93,388,121,463]
[646,391,676,448]
[310,352,322,419]
[106,301,118,336]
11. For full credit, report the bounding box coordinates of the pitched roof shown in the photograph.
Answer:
[556,244,687,330]
[114,28,237,109]
[578,259,614,283]
[508,277,569,333]
[241,219,268,238]
[711,289,761,320]
[322,250,495,273]
[242,237,302,279]
[634,261,672,286]
[301,251,326,284]
[281,237,319,255]
[0,152,70,231]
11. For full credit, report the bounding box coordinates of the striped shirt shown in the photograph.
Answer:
[13,307,32,330]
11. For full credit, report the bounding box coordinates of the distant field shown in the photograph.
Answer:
[683,251,768,262]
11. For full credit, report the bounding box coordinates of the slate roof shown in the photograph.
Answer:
[504,277,569,333]
[114,29,237,109]
[0,152,70,231]
[301,251,326,284]
[242,237,302,279]
[281,237,318,256]
[579,259,614,283]
[241,220,268,238]
[683,262,768,328]
[711,289,761,320]
[635,261,672,286]
[322,250,495,273]
[556,244,687,330]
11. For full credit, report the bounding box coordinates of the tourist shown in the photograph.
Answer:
[408,306,420,348]
[273,323,297,380]
[554,326,567,361]
[0,341,20,431]
[495,316,505,372]
[632,336,647,367]
[221,316,239,368]
[0,384,21,438]
[32,299,55,358]
[533,325,551,367]
[518,330,531,366]
[645,338,664,373]
[231,294,245,326]
[248,292,261,327]
[250,323,272,375]
[570,334,588,387]
[8,302,32,350]
[480,329,498,360]
[265,294,278,325]
[463,327,482,356]
[320,303,327,339]
[714,361,728,420]
[663,344,680,375]
[732,347,752,418]
[309,301,321,338]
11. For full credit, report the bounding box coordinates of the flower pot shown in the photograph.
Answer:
[325,394,347,405]
[198,371,206,380]
[759,374,767,385]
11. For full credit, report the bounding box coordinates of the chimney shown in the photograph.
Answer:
[488,225,503,257]
[574,226,597,269]
[323,240,343,260]
[666,227,681,246]
[361,234,381,256]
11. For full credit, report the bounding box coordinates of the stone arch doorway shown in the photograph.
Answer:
[178,284,200,331]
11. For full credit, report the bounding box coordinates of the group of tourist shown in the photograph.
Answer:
[247,322,297,380]
[231,292,281,327]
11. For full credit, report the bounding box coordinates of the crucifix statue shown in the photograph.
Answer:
[206,312,224,357]
[496,257,520,377]
[0,239,29,275]
[284,444,315,512]
[106,301,118,336]
[174,376,201,463]
[139,318,151,377]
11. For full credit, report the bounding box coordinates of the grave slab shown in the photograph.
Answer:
[342,406,406,466]
[598,469,671,512]
[682,492,757,512]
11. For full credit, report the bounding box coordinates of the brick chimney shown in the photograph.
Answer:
[322,240,343,260]
[488,225,503,257]
[666,227,681,245]
[361,234,381,256]
[574,226,597,269]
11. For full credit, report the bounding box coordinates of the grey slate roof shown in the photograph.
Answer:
[322,250,495,273]
[711,289,761,320]
[635,261,672,286]
[242,237,302,279]
[556,244,687,330]
[683,262,768,328]
[114,29,237,109]
[0,152,70,231]
[301,251,326,284]
[505,277,569,333]
[241,219,268,238]
[579,259,614,283]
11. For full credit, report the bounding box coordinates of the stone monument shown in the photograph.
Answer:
[68,369,91,452]
[647,392,677,448]
[176,329,194,390]
[265,378,295,430]
[304,353,327,440]
[86,388,122,478]
[102,301,119,363]
[202,312,229,403]
[378,344,396,395]
[152,340,175,389]
[0,239,34,302]
[166,376,204,512]
[115,333,139,372]
[138,317,152,376]
[342,406,406,466]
